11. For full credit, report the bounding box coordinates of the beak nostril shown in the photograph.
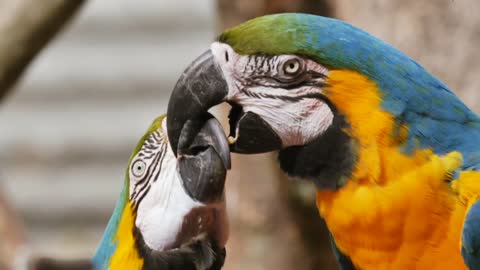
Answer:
[225,51,229,62]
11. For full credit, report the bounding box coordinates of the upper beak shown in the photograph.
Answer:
[177,113,231,203]
[167,50,228,157]
[167,48,282,156]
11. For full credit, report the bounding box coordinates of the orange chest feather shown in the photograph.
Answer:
[109,202,144,270]
[318,70,480,269]
[317,152,471,270]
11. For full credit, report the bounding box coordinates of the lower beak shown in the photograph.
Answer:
[177,114,231,203]
[228,109,282,154]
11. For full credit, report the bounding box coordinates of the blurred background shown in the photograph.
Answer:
[0,0,479,269]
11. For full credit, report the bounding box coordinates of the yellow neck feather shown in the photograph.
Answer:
[108,202,144,270]
[324,70,410,185]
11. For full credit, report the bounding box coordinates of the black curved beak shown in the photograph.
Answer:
[177,113,231,203]
[167,49,282,156]
[167,50,228,157]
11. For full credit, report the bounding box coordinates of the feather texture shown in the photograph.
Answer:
[220,13,480,269]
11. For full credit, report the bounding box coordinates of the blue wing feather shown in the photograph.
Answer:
[462,199,480,270]
[329,233,356,270]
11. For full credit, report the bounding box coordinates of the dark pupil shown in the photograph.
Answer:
[289,63,295,69]
[137,165,142,171]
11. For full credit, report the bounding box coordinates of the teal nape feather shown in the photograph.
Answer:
[219,13,480,169]
[92,181,128,270]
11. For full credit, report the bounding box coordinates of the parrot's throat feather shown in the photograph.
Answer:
[108,202,144,270]
[278,113,357,190]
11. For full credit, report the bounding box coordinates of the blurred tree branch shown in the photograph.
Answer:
[0,0,86,102]
[29,258,92,270]
[0,1,86,269]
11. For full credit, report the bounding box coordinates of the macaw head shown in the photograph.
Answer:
[93,114,230,270]
[167,13,479,189]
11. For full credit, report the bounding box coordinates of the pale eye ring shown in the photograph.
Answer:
[131,160,147,178]
[282,58,302,75]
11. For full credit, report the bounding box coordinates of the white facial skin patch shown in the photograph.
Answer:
[128,118,228,251]
[211,42,334,147]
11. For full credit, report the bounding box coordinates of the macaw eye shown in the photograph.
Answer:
[131,160,147,178]
[282,58,302,76]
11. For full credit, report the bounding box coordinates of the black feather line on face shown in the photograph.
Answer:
[240,53,327,87]
[243,88,330,103]
[152,142,167,183]
[134,185,151,213]
[243,71,328,100]
[130,131,168,211]
[132,151,161,203]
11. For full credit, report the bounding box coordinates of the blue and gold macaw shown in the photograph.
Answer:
[166,13,480,270]
[92,114,230,270]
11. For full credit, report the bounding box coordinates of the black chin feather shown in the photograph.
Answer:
[133,227,226,270]
[278,113,357,190]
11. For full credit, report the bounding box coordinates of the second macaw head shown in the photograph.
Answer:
[93,114,230,270]
[167,13,479,189]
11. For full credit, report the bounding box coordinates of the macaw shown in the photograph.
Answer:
[166,13,480,270]
[92,113,231,270]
